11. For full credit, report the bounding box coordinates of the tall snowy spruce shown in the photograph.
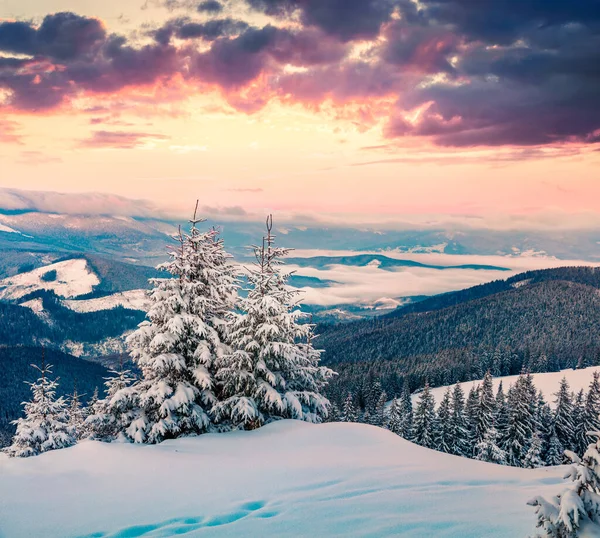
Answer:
[449,383,469,457]
[213,216,335,429]
[5,355,75,458]
[125,205,238,443]
[412,382,437,449]
[398,383,414,440]
[554,377,576,457]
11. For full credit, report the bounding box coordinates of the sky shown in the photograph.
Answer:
[1,0,599,226]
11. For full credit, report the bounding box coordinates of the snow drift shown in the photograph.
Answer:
[0,421,565,537]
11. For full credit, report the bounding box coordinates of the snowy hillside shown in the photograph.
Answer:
[0,421,564,538]
[64,289,150,313]
[420,366,600,408]
[0,259,99,300]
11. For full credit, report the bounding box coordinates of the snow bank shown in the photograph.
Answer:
[64,289,150,313]
[0,421,564,537]
[420,366,600,408]
[0,259,100,300]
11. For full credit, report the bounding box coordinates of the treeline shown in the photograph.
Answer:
[332,370,600,468]
[0,289,145,349]
[318,279,600,371]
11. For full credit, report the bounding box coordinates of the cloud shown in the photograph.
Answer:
[16,151,62,165]
[78,130,170,149]
[0,2,599,149]
[0,119,23,144]
[0,188,165,218]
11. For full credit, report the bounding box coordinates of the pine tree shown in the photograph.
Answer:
[67,383,85,440]
[125,206,239,443]
[573,389,586,457]
[475,371,496,447]
[523,432,544,469]
[528,428,600,536]
[398,383,413,440]
[538,399,555,465]
[412,382,437,449]
[436,387,453,453]
[5,356,75,458]
[494,382,510,449]
[387,398,402,435]
[86,363,136,441]
[554,377,576,456]
[449,383,469,456]
[504,374,536,467]
[213,216,334,429]
[546,427,565,467]
[475,427,507,465]
[465,385,481,456]
[373,391,388,427]
[341,393,358,423]
[583,373,600,454]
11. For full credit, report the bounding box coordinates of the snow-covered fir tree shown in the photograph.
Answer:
[86,363,136,441]
[494,382,510,450]
[449,383,469,456]
[582,373,600,454]
[523,432,544,469]
[125,207,238,443]
[398,383,413,440]
[529,428,600,536]
[554,377,576,457]
[373,391,388,427]
[341,393,358,423]
[573,389,586,457]
[387,398,402,434]
[412,382,437,449]
[475,371,496,447]
[465,385,481,456]
[5,357,75,458]
[504,373,536,467]
[67,384,85,440]
[436,387,453,453]
[475,426,506,465]
[213,216,334,429]
[546,427,566,467]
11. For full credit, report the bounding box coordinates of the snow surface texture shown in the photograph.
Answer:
[420,366,600,409]
[64,289,150,313]
[0,421,566,538]
[0,259,99,300]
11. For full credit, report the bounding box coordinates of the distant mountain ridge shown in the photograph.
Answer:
[318,266,600,370]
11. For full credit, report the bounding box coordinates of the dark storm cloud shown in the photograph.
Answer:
[152,17,249,45]
[0,13,105,60]
[246,0,396,42]
[197,0,224,13]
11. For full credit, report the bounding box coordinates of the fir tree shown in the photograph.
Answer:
[67,383,85,440]
[412,382,437,449]
[474,427,506,465]
[465,385,481,456]
[523,432,544,469]
[529,428,600,536]
[398,383,413,440]
[213,216,334,429]
[387,398,402,435]
[86,363,136,441]
[125,206,238,443]
[373,391,388,427]
[583,373,600,453]
[5,356,74,458]
[554,377,576,456]
[494,382,509,449]
[504,374,536,467]
[475,371,496,446]
[573,389,586,457]
[449,383,469,456]
[341,393,358,423]
[436,387,453,453]
[546,427,565,467]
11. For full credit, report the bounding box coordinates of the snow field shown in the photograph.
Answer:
[0,421,564,538]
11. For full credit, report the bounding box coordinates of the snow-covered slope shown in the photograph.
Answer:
[0,421,564,538]
[64,289,150,313]
[420,366,600,408]
[0,258,100,300]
